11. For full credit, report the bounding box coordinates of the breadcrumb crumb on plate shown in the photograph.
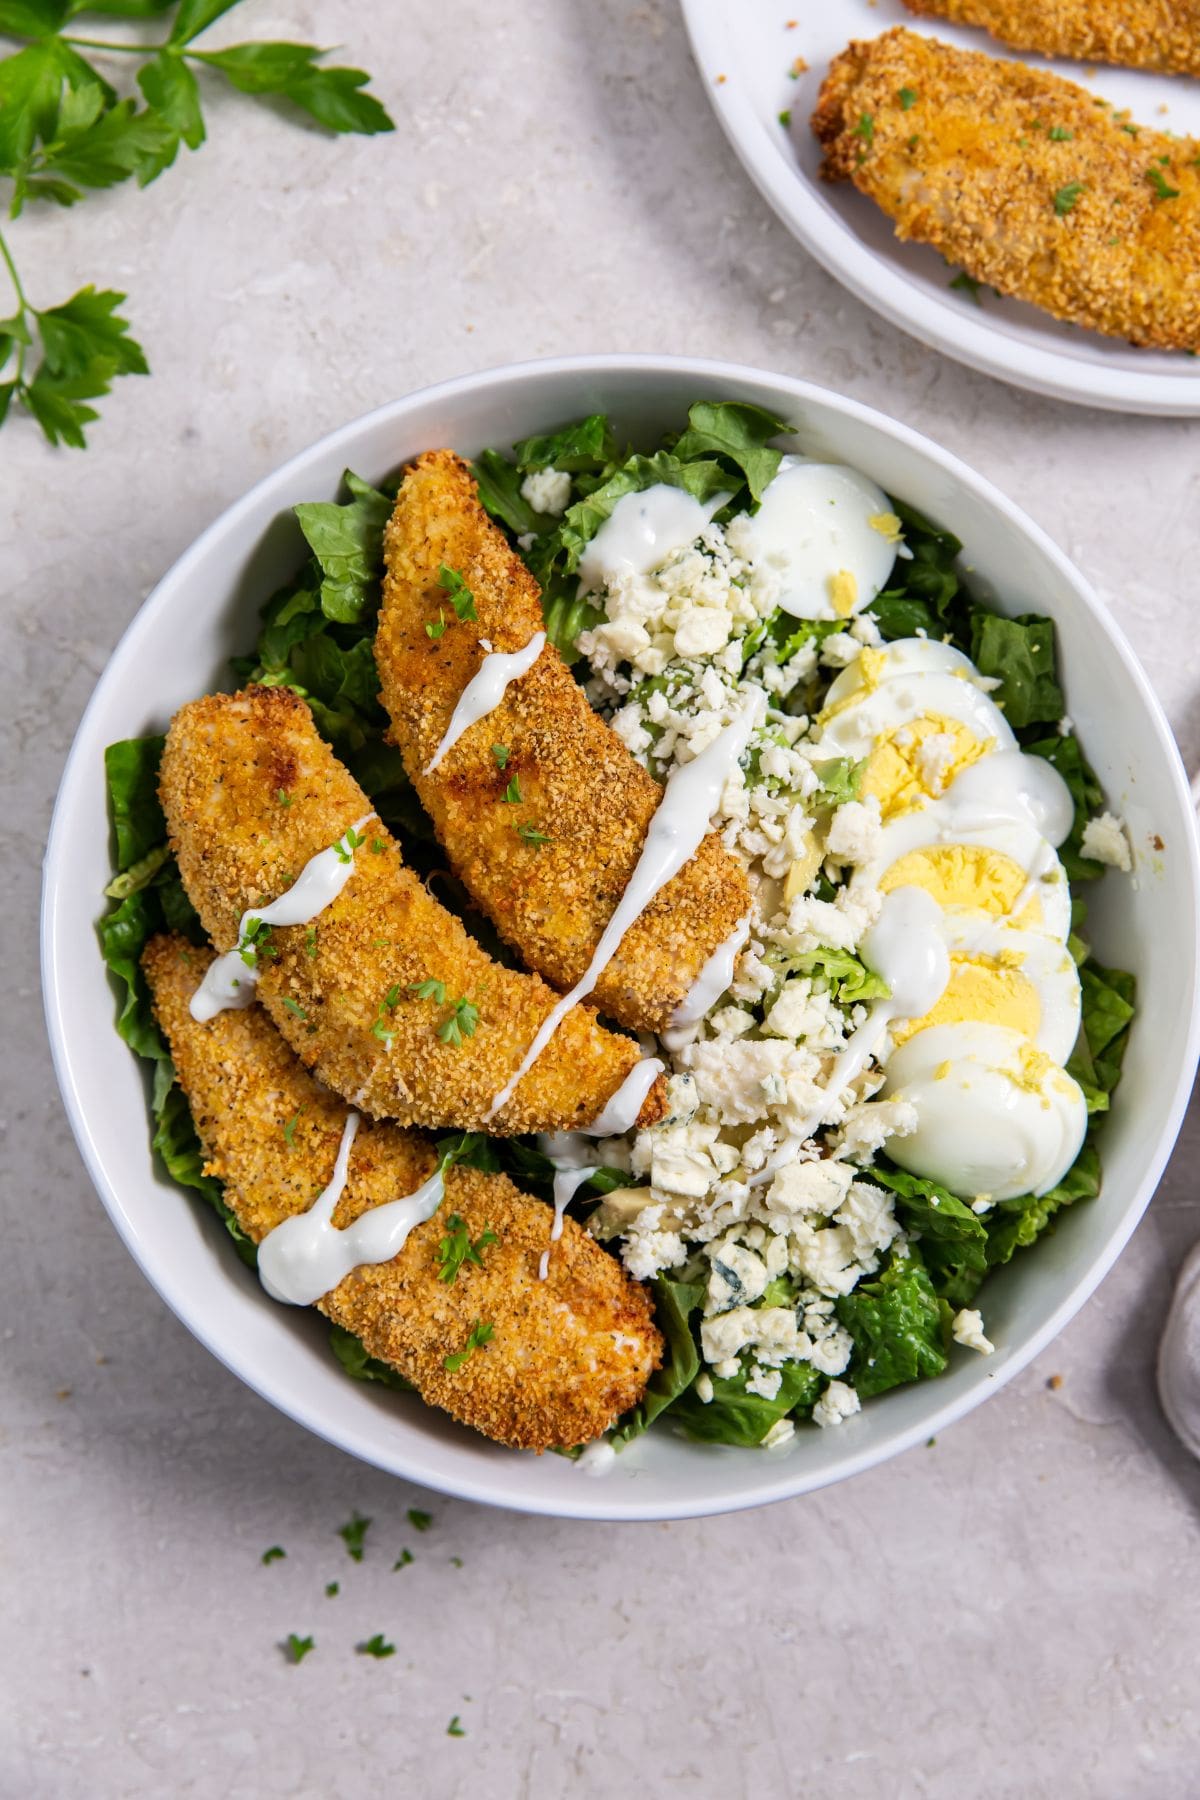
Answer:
[680,0,1200,411]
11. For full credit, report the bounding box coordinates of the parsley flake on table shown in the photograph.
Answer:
[438,564,478,622]
[325,1582,339,1598]
[1054,181,1084,216]
[338,1511,371,1562]
[407,1508,433,1532]
[393,1549,414,1570]
[444,1319,494,1372]
[358,1634,395,1659]
[261,1545,286,1565]
[447,1716,466,1737]
[285,1634,314,1664]
[436,1214,498,1284]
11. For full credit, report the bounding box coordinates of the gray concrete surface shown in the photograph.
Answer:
[3,3,1199,1795]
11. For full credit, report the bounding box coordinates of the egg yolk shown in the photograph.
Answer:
[879,843,1044,929]
[860,713,993,820]
[891,953,1041,1048]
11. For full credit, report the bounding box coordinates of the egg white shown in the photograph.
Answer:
[891,916,1082,1065]
[851,807,1072,941]
[742,458,898,621]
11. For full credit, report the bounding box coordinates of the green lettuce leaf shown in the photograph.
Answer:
[1067,962,1136,1112]
[671,399,787,504]
[836,1253,948,1397]
[864,1167,989,1307]
[511,412,616,474]
[671,1354,823,1447]
[984,1143,1101,1267]
[557,451,729,574]
[868,498,965,639]
[293,469,391,624]
[471,447,543,536]
[1024,732,1105,882]
[104,733,166,868]
[610,1276,704,1449]
[969,611,1064,729]
[154,1078,257,1267]
[772,945,890,1007]
[328,1323,416,1390]
[813,754,865,806]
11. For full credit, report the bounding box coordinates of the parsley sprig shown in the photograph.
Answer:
[438,564,477,622]
[0,1,392,448]
[436,1214,498,1284]
[444,1318,494,1372]
[408,979,480,1046]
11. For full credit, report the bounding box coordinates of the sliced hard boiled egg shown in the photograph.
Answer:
[881,1022,1088,1200]
[739,458,899,621]
[851,806,1072,941]
[889,917,1082,1065]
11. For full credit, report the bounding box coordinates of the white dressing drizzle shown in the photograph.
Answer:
[532,1061,663,1278]
[189,813,376,1023]
[487,694,765,1120]
[256,1112,446,1307]
[424,630,546,774]
[576,1439,617,1476]
[586,1058,666,1137]
[938,748,1074,847]
[748,886,951,1188]
[660,915,751,1053]
[577,484,729,596]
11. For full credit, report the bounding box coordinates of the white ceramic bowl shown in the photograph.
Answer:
[42,356,1200,1520]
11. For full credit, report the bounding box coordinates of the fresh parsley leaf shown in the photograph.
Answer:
[426,609,447,639]
[436,1213,498,1283]
[854,111,874,143]
[444,1318,493,1371]
[437,563,477,622]
[34,283,146,378]
[898,86,917,109]
[491,743,509,769]
[409,977,447,1005]
[1146,166,1181,201]
[437,996,479,1047]
[168,0,242,44]
[191,42,393,136]
[281,996,307,1020]
[261,1545,286,1564]
[325,1581,339,1597]
[333,822,366,863]
[407,1508,432,1532]
[358,1633,395,1659]
[1048,125,1073,141]
[447,1717,466,1738]
[948,270,984,305]
[282,1111,301,1147]
[1054,181,1084,216]
[137,50,205,150]
[502,774,522,804]
[338,1511,371,1562]
[515,822,551,848]
[393,1548,414,1570]
[285,1633,314,1664]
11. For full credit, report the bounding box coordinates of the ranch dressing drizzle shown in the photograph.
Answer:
[424,631,546,773]
[659,915,751,1053]
[256,1112,447,1307]
[532,1061,663,1278]
[938,748,1074,847]
[748,886,950,1189]
[577,484,730,596]
[189,813,376,1023]
[487,693,765,1120]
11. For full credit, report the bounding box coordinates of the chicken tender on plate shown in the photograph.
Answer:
[375,450,752,1035]
[159,685,666,1136]
[143,935,662,1450]
[813,27,1200,351]
[903,0,1200,79]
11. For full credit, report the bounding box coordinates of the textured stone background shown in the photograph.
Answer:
[4,4,1199,1795]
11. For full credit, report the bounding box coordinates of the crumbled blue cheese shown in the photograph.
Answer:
[824,796,882,865]
[812,1379,861,1429]
[1080,811,1132,872]
[519,466,572,516]
[952,1308,995,1355]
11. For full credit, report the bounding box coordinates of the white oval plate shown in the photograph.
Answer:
[682,0,1200,414]
[43,356,1200,1519]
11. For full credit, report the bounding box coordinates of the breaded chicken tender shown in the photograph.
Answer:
[159,686,666,1136]
[813,28,1200,351]
[375,451,752,1034]
[903,0,1200,79]
[143,936,661,1450]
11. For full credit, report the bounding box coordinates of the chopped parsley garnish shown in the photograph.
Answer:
[359,1634,396,1659]
[370,837,385,853]
[393,1549,414,1570]
[1123,123,1140,137]
[1048,126,1073,141]
[447,1717,466,1738]
[491,743,510,769]
[304,927,318,959]
[449,1556,464,1568]
[286,1634,314,1664]
[437,997,480,1047]
[1053,181,1084,216]
[282,997,308,1020]
[277,788,292,807]
[261,1545,286,1564]
[407,1508,433,1532]
[777,109,792,127]
[333,824,366,864]
[438,564,478,622]
[948,270,984,305]
[898,87,917,110]
[444,1319,494,1372]
[372,985,403,1047]
[436,1214,498,1283]
[238,917,276,969]
[1147,166,1181,200]
[515,822,552,848]
[410,978,448,1005]
[325,1582,339,1597]
[283,1112,302,1148]
[854,112,874,144]
[338,1511,371,1562]
[503,774,523,804]
[371,1016,396,1047]
[426,610,447,640]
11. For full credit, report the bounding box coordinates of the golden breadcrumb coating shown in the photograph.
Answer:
[813,28,1200,351]
[158,685,665,1135]
[903,0,1200,79]
[375,450,752,1034]
[143,936,662,1451]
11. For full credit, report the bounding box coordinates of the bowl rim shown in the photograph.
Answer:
[680,0,1200,417]
[41,352,1200,1519]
